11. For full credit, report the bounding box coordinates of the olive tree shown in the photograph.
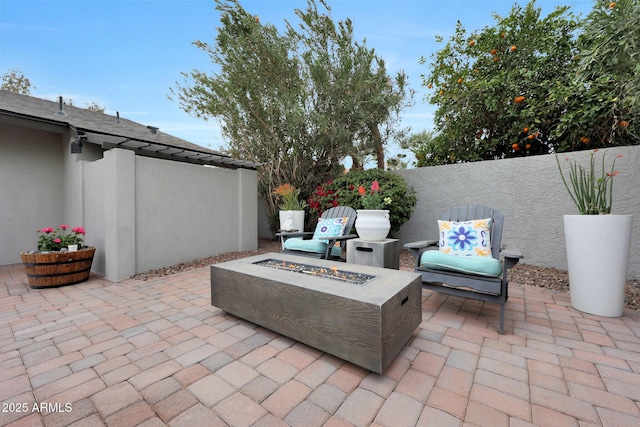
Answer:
[172,0,412,229]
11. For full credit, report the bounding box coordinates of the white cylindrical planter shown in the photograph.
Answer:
[564,214,632,317]
[279,210,305,233]
[356,210,391,242]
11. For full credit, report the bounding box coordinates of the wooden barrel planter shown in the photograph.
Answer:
[20,247,96,289]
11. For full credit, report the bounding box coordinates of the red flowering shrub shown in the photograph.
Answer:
[307,170,417,235]
[307,180,339,218]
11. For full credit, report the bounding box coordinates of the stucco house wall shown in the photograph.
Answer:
[395,146,640,278]
[1,123,103,263]
[1,91,258,282]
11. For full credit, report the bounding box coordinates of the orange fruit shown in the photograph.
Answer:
[491,48,497,55]
[493,56,499,62]
[527,134,534,140]
[523,127,529,133]
[469,40,475,46]
[474,69,479,73]
[427,83,433,89]
[510,45,517,52]
[610,2,616,8]
[525,143,531,150]
[457,78,463,84]
[512,143,519,150]
[439,90,444,96]
[514,95,525,104]
[619,120,629,128]
[580,136,590,144]
[500,32,506,38]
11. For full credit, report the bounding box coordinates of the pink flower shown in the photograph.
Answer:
[41,227,54,233]
[53,238,61,243]
[371,181,380,192]
[59,224,69,230]
[73,227,86,235]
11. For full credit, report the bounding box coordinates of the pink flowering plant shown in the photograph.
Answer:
[36,224,86,252]
[358,181,392,210]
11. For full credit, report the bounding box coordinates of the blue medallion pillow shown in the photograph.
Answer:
[438,218,492,257]
[312,217,348,242]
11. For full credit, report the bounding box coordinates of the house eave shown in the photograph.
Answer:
[79,128,261,170]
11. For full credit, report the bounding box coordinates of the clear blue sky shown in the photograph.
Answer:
[1,0,594,160]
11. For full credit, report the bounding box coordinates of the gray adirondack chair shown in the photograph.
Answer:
[404,205,523,334]
[276,206,358,261]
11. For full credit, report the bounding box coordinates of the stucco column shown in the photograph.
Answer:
[237,168,258,251]
[103,148,136,280]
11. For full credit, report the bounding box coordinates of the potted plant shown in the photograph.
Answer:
[20,224,95,289]
[355,181,392,241]
[556,150,632,317]
[274,183,308,233]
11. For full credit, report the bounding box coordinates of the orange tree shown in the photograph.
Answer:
[419,0,581,163]
[552,0,639,150]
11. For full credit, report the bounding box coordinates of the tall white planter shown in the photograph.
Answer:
[356,210,391,242]
[279,210,305,233]
[564,214,632,317]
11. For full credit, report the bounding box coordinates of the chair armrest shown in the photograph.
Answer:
[404,240,439,268]
[404,239,439,250]
[500,244,523,270]
[275,231,313,239]
[330,234,358,241]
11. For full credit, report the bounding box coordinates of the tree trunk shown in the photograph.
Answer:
[368,122,385,169]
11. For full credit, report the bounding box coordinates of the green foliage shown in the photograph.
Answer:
[172,0,412,231]
[1,69,34,95]
[556,150,620,215]
[419,0,581,163]
[273,183,308,210]
[552,0,640,150]
[308,169,417,235]
[400,130,440,167]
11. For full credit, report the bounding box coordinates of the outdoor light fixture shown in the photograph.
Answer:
[70,134,86,154]
[55,96,67,117]
[116,111,122,124]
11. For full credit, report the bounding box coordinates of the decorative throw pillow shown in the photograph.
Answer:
[438,218,492,257]
[312,217,348,242]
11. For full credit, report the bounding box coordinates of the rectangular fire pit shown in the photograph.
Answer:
[210,252,422,373]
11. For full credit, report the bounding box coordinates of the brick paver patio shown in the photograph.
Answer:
[1,262,639,426]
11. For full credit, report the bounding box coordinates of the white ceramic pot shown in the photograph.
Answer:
[356,210,391,242]
[564,214,633,317]
[279,210,305,233]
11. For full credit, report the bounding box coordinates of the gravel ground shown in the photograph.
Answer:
[132,238,639,311]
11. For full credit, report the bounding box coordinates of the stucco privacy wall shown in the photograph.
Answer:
[84,148,258,281]
[395,145,640,278]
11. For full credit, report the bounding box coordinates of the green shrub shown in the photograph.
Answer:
[308,169,417,235]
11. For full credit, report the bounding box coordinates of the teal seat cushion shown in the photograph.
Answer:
[283,238,342,257]
[420,250,502,277]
